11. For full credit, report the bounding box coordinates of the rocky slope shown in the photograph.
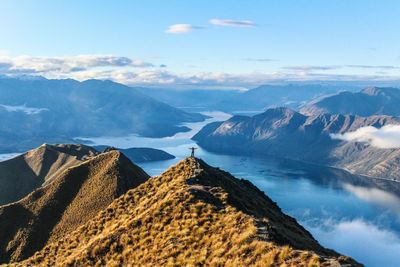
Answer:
[0,144,98,205]
[193,107,400,180]
[10,157,359,266]
[300,87,400,116]
[0,149,149,263]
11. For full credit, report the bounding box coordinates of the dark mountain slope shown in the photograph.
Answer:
[14,157,359,266]
[0,150,149,263]
[0,144,98,205]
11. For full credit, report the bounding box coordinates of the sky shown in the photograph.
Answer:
[0,0,399,88]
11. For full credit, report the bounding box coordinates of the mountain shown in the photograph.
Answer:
[0,144,98,205]
[93,146,175,162]
[137,87,240,112]
[0,77,206,152]
[0,149,149,263]
[193,107,400,180]
[219,84,357,113]
[15,157,359,266]
[138,84,357,114]
[300,87,400,116]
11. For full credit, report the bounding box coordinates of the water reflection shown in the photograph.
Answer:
[306,219,400,267]
[342,184,400,219]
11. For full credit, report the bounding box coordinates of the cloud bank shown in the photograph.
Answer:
[330,125,400,149]
[0,55,154,74]
[283,65,400,72]
[1,54,400,88]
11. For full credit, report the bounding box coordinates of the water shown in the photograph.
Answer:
[2,111,400,266]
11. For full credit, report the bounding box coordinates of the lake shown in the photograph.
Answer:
[2,111,400,267]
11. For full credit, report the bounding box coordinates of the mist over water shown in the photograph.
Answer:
[2,111,399,266]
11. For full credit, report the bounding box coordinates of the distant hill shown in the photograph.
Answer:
[0,144,98,205]
[300,87,400,116]
[93,146,175,162]
[0,149,149,263]
[137,87,240,112]
[14,157,359,266]
[193,107,400,180]
[0,77,206,152]
[139,84,356,113]
[219,84,356,113]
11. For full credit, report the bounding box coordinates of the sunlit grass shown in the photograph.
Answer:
[15,158,356,267]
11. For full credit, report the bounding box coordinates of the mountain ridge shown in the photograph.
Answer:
[0,149,149,263]
[11,157,359,266]
[193,107,400,180]
[0,144,98,205]
[300,87,400,116]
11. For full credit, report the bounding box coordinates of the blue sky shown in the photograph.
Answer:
[0,0,399,87]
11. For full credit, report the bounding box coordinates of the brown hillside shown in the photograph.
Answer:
[0,144,98,205]
[15,157,360,266]
[0,150,149,263]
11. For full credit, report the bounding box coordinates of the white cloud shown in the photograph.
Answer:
[0,55,154,75]
[165,24,202,34]
[330,125,400,149]
[305,219,400,267]
[209,18,256,27]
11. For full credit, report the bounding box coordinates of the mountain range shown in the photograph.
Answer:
[0,77,206,152]
[0,145,359,265]
[139,84,357,114]
[300,87,400,116]
[193,107,400,180]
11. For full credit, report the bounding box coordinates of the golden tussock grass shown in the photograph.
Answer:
[10,157,359,267]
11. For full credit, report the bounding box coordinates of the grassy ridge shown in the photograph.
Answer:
[13,157,360,266]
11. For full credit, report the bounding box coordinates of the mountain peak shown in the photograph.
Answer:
[0,144,99,206]
[361,86,387,96]
[263,106,297,116]
[256,107,305,122]
[0,148,149,263]
[300,86,400,117]
[361,86,400,97]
